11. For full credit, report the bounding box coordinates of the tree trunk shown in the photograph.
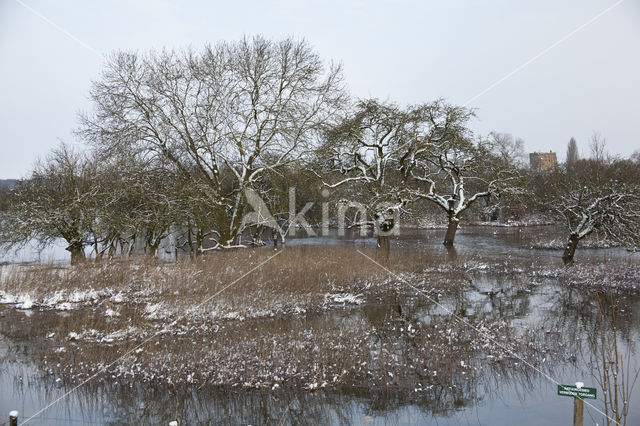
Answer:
[443,218,459,247]
[562,233,580,265]
[376,235,390,262]
[446,245,458,262]
[186,223,195,258]
[93,238,100,260]
[216,205,231,247]
[127,234,136,257]
[149,241,160,258]
[67,242,85,265]
[196,228,204,256]
[127,236,136,257]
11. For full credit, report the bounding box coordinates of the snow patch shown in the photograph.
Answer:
[105,308,120,317]
[55,302,74,311]
[111,292,124,303]
[144,303,166,319]
[325,293,364,305]
[16,295,34,309]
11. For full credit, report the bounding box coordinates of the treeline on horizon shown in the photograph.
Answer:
[0,37,639,265]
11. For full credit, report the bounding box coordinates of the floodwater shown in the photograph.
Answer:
[1,227,639,425]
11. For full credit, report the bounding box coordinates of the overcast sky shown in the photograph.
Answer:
[1,0,639,178]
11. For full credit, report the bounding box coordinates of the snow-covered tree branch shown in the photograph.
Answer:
[550,182,640,264]
[319,99,420,249]
[79,37,346,247]
[399,103,524,246]
[0,144,99,264]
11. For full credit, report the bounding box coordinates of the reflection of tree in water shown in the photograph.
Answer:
[355,282,567,418]
[582,290,638,425]
[524,282,640,425]
[3,275,639,424]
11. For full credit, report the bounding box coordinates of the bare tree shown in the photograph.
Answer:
[544,141,640,264]
[247,160,325,246]
[321,100,522,249]
[590,132,608,164]
[79,37,346,248]
[320,99,425,251]
[0,144,98,264]
[489,132,526,166]
[400,103,523,246]
[550,182,640,264]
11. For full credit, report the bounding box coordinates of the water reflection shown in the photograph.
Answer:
[1,231,639,425]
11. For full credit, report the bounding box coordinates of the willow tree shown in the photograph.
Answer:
[79,37,345,248]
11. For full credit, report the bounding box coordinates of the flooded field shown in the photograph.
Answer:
[1,227,639,425]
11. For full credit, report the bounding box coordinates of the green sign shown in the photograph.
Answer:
[557,384,597,400]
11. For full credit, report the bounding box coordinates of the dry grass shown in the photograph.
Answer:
[0,244,631,399]
[0,245,542,393]
[0,245,468,319]
[2,289,555,397]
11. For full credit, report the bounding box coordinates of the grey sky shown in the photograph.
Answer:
[1,0,639,178]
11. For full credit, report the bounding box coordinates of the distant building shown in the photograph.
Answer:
[529,151,557,172]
